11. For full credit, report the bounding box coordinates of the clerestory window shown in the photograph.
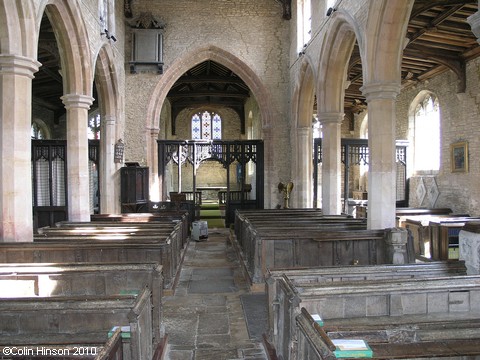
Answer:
[413,93,440,172]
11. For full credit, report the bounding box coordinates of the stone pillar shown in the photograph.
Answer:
[0,55,40,242]
[294,126,312,208]
[460,227,480,275]
[361,83,400,229]
[100,115,117,213]
[384,227,408,264]
[467,1,480,44]
[318,112,343,215]
[149,127,160,201]
[62,94,94,222]
[262,126,275,208]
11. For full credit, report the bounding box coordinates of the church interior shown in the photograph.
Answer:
[2,0,480,359]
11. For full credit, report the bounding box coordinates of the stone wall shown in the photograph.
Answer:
[124,0,291,206]
[396,57,480,215]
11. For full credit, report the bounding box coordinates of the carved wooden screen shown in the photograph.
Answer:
[158,140,264,227]
[313,138,408,211]
[32,140,100,229]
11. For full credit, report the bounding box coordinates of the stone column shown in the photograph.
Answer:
[467,1,480,44]
[149,127,160,201]
[262,126,275,208]
[294,126,312,208]
[384,227,408,264]
[0,55,40,242]
[62,94,94,222]
[459,226,480,275]
[100,115,117,213]
[361,83,400,229]
[318,112,343,215]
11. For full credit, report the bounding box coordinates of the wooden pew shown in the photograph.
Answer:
[0,239,176,290]
[91,211,190,246]
[0,262,164,345]
[294,307,480,360]
[0,287,154,360]
[266,260,467,341]
[0,327,124,360]
[55,219,189,260]
[395,207,453,226]
[233,225,409,289]
[274,275,480,360]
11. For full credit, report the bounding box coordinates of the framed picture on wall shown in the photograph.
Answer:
[451,141,468,173]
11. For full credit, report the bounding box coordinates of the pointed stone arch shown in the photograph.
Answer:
[40,1,94,221]
[41,0,93,97]
[361,0,414,229]
[94,45,121,214]
[0,1,37,57]
[317,10,362,114]
[363,0,413,85]
[291,57,316,208]
[146,45,272,134]
[315,11,362,214]
[145,45,274,202]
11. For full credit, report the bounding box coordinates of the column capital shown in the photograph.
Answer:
[148,127,160,136]
[61,94,94,110]
[0,54,41,78]
[296,126,311,135]
[361,82,401,102]
[468,10,480,44]
[103,115,116,126]
[317,112,343,125]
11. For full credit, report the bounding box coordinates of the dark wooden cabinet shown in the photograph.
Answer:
[120,165,149,213]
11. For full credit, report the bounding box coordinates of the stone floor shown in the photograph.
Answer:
[162,228,269,360]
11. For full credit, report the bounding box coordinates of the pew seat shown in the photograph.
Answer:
[0,287,153,360]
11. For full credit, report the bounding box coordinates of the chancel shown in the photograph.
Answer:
[2,1,480,359]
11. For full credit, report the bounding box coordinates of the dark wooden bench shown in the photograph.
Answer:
[294,307,480,360]
[233,225,409,289]
[266,260,467,341]
[274,275,480,360]
[0,262,164,346]
[0,327,124,360]
[0,238,176,290]
[0,287,154,360]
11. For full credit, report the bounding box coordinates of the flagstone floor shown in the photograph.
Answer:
[162,228,269,360]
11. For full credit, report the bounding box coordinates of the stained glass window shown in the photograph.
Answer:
[191,111,222,140]
[88,113,101,139]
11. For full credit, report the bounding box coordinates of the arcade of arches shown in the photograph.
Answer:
[1,0,480,242]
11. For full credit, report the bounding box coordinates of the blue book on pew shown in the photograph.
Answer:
[332,339,373,358]
[312,313,324,326]
[108,325,131,339]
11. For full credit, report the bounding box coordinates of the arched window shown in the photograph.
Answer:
[297,0,312,53]
[31,119,49,139]
[413,94,440,172]
[191,111,222,140]
[88,113,101,139]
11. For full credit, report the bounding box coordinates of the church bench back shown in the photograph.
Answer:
[91,212,190,247]
[294,307,480,360]
[0,287,153,360]
[239,227,397,285]
[0,239,176,289]
[275,275,480,360]
[0,262,164,345]
[266,260,467,340]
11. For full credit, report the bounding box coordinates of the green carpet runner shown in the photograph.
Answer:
[199,202,225,228]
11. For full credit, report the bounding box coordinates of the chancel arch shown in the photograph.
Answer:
[145,45,275,205]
